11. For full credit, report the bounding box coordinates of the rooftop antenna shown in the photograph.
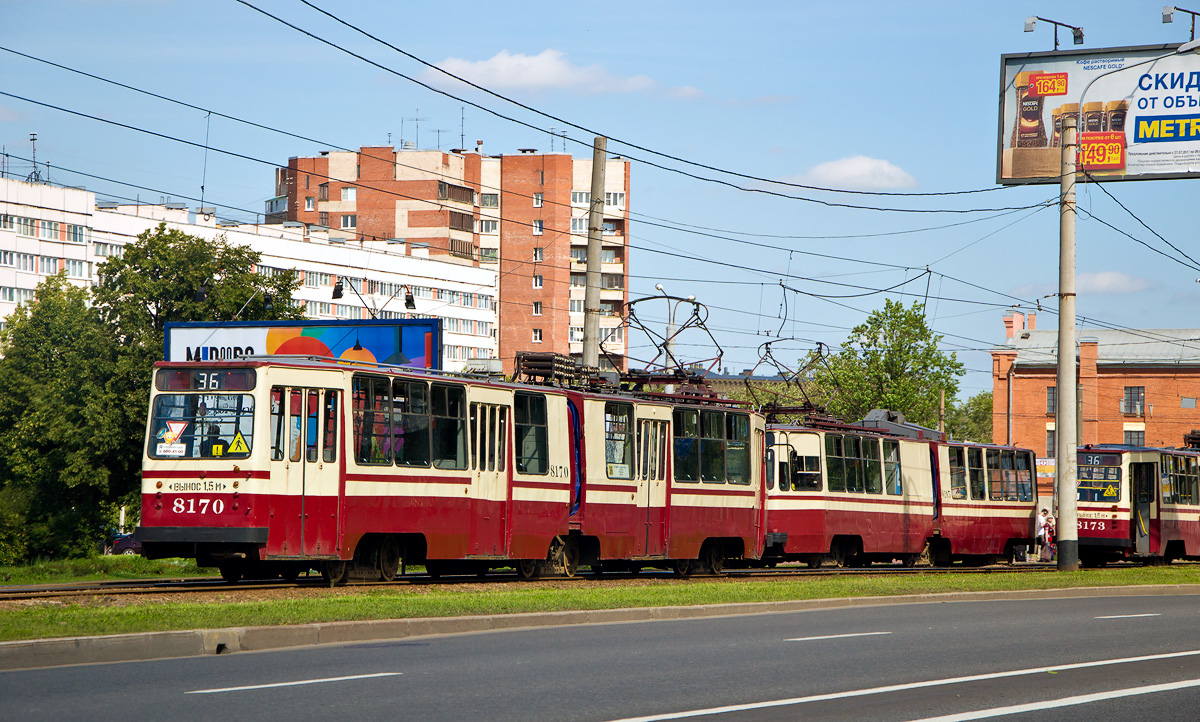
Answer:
[550,127,556,153]
[200,112,211,206]
[402,109,427,149]
[26,132,41,183]
[460,107,465,150]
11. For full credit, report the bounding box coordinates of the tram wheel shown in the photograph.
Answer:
[378,537,401,582]
[807,557,822,569]
[562,543,579,578]
[901,555,918,568]
[703,544,726,576]
[672,559,694,577]
[322,560,349,586]
[516,559,540,579]
[218,561,244,584]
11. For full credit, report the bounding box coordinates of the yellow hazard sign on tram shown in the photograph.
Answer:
[1104,484,1118,498]
[228,432,250,455]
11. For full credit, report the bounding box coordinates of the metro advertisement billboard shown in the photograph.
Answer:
[998,43,1200,183]
[164,319,442,369]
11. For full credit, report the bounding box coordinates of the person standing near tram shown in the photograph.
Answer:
[1036,508,1056,561]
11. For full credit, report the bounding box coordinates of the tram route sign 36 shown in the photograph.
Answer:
[164,319,442,369]
[999,43,1200,183]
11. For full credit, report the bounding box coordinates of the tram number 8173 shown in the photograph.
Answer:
[1077,520,1107,531]
[172,498,226,515]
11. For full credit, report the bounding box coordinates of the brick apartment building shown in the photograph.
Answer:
[269,146,631,372]
[991,311,1200,458]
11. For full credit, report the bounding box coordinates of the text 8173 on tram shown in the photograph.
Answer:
[1075,444,1200,566]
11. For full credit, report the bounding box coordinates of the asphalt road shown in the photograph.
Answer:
[3,594,1199,721]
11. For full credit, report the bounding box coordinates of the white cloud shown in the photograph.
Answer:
[429,49,655,94]
[792,155,919,191]
[666,85,705,100]
[1077,271,1152,294]
[0,105,25,123]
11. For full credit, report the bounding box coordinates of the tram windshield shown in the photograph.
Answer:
[1077,465,1121,501]
[148,393,255,459]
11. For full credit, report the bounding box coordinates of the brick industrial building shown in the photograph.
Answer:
[991,311,1200,460]
[269,146,631,372]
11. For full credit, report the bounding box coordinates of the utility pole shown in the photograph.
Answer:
[581,136,607,368]
[939,389,945,434]
[1056,116,1080,571]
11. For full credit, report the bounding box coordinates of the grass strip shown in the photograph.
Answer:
[0,557,211,585]
[3,566,1200,642]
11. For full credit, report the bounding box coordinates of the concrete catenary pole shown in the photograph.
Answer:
[1056,116,1080,571]
[582,136,607,368]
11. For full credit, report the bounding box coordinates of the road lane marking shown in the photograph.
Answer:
[186,672,402,694]
[1095,613,1161,619]
[600,649,1200,722]
[786,632,892,642]
[906,678,1200,721]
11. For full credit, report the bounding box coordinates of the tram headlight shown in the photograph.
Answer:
[155,481,162,489]
[233,480,239,489]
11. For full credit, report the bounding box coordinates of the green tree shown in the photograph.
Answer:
[0,225,303,562]
[808,300,965,428]
[946,391,994,443]
[0,276,123,558]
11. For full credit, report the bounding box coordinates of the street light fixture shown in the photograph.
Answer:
[1024,16,1084,50]
[1165,5,1200,40]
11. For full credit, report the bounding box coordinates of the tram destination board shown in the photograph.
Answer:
[155,368,256,391]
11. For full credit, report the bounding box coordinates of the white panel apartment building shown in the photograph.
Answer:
[0,177,497,370]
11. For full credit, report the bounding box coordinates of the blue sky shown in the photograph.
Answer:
[2,1,1199,401]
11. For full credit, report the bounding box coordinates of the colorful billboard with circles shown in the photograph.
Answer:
[165,319,441,369]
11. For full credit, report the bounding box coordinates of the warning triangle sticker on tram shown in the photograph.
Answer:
[228,432,250,455]
[1104,484,1118,497]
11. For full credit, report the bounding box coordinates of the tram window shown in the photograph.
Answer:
[469,404,479,470]
[863,437,882,494]
[794,451,822,491]
[497,407,508,472]
[289,390,303,463]
[305,390,320,462]
[351,376,391,465]
[390,380,430,467]
[1182,456,1200,505]
[270,387,285,461]
[322,390,339,463]
[605,403,634,479]
[948,447,967,499]
[766,448,776,490]
[826,434,846,492]
[149,391,255,460]
[1000,450,1018,501]
[844,436,864,493]
[700,411,726,483]
[968,447,985,500]
[884,440,902,495]
[987,448,1003,500]
[673,409,700,482]
[1077,464,1122,501]
[727,413,751,485]
[515,392,548,475]
[1015,451,1033,502]
[431,384,467,470]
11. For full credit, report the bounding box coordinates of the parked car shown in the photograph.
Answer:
[109,533,142,556]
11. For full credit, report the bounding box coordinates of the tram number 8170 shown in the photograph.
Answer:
[172,498,226,515]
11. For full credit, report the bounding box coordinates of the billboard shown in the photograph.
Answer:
[999,43,1200,183]
[164,319,442,369]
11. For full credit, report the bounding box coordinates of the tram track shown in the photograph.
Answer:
[0,561,1089,603]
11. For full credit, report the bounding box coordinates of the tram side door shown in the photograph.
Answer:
[1131,462,1155,555]
[470,401,507,555]
[276,388,341,558]
[638,418,668,557]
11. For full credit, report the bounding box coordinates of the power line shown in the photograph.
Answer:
[293,0,1032,200]
[232,1,1048,215]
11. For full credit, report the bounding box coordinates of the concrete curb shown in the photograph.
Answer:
[3,584,1198,671]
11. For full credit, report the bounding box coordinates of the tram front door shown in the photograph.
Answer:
[1131,462,1154,555]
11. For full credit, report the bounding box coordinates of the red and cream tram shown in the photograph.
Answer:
[135,356,765,582]
[1076,444,1200,566]
[762,412,1037,567]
